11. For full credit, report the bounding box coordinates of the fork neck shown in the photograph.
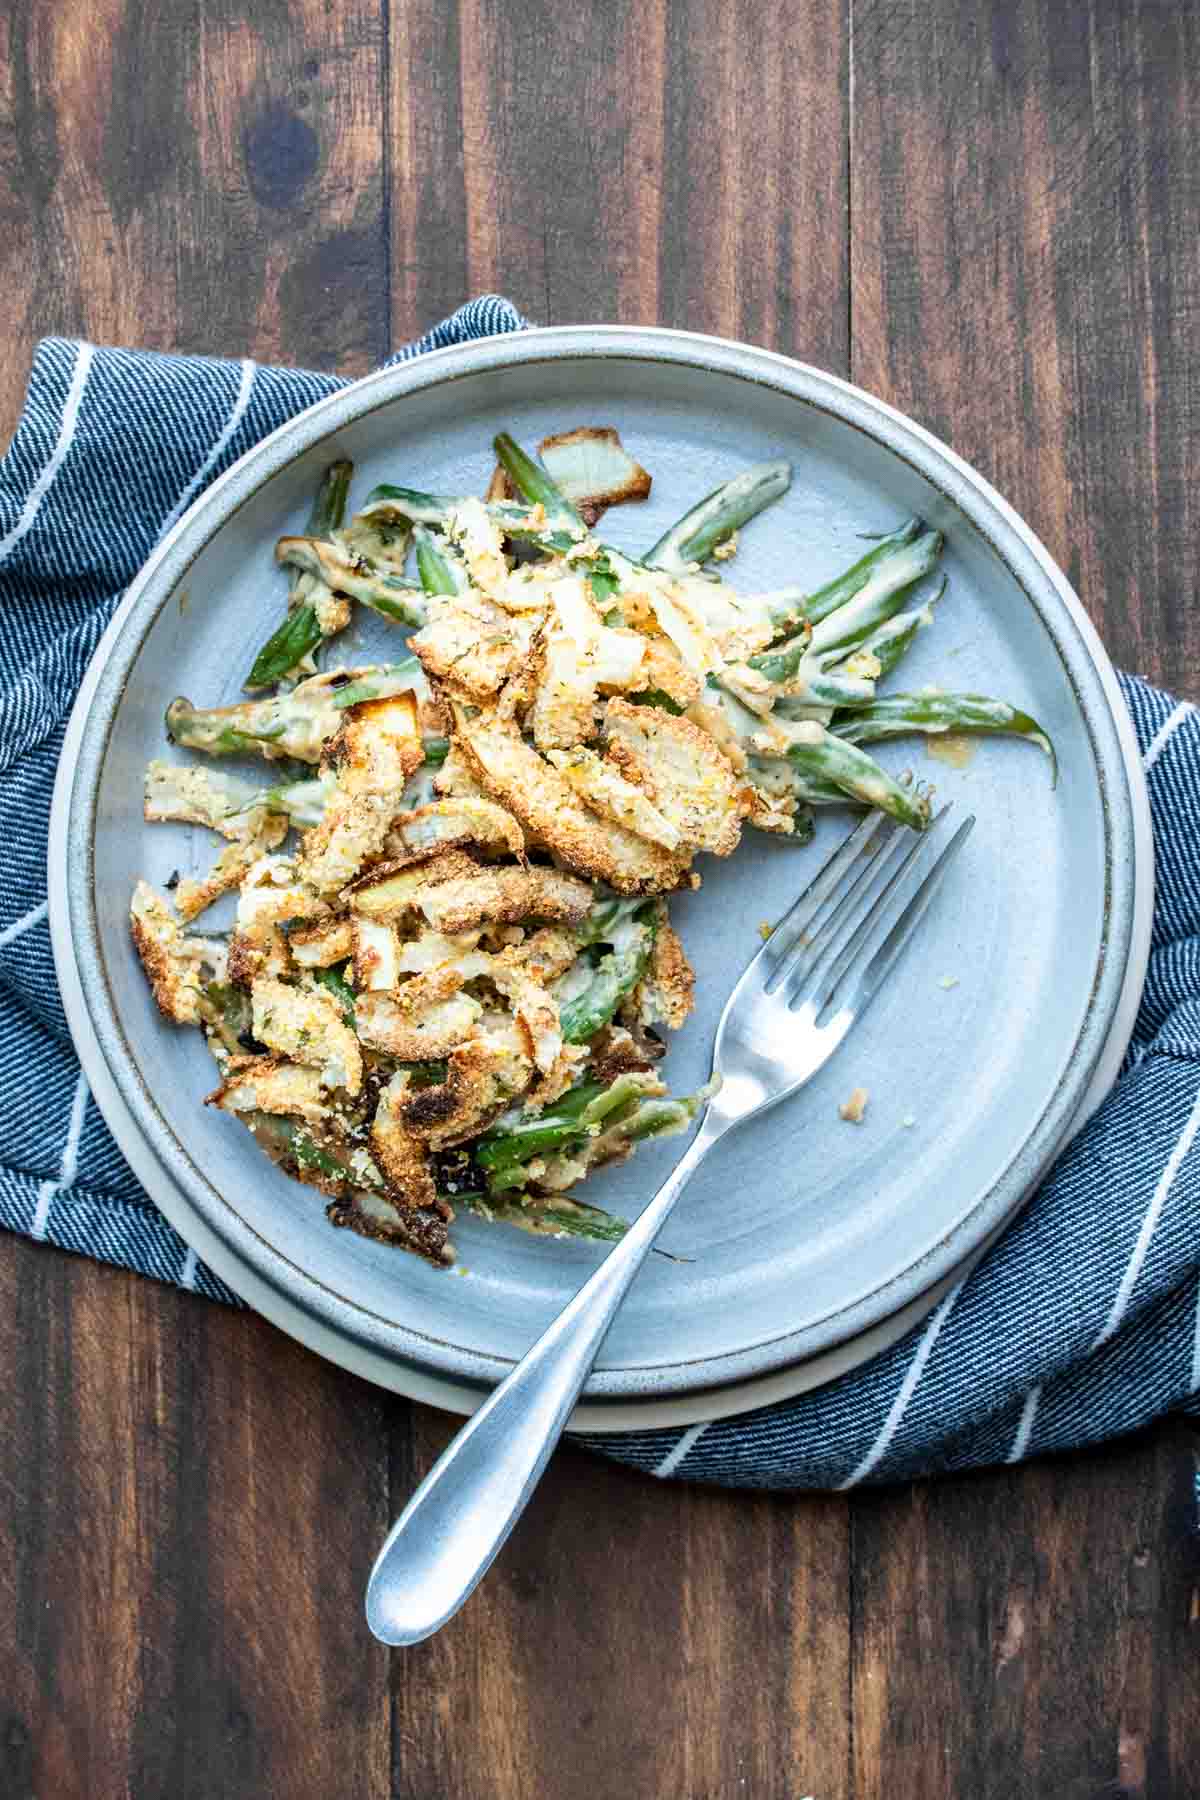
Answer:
[688,1091,740,1156]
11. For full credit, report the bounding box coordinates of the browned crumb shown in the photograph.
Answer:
[838,1087,870,1125]
[371,1078,438,1210]
[637,910,695,1030]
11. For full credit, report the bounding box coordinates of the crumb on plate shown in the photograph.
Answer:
[838,1086,869,1125]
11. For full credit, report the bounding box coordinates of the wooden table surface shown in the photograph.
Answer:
[3,2,1200,1795]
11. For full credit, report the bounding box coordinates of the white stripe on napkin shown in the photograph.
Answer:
[1006,1384,1041,1463]
[1094,1082,1200,1348]
[1143,700,1196,773]
[156,356,256,539]
[837,1278,966,1489]
[32,1067,90,1239]
[0,343,94,565]
[653,1419,710,1479]
[0,898,48,950]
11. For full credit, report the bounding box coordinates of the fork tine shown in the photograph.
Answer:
[770,807,942,1002]
[785,804,952,1013]
[760,808,891,977]
[829,815,975,1023]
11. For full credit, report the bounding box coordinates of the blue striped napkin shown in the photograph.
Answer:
[2,299,1197,1490]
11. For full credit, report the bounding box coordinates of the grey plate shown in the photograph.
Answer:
[65,327,1142,1401]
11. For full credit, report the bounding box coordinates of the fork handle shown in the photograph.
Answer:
[365,1122,719,1645]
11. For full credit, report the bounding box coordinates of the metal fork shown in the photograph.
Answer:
[366,803,974,1645]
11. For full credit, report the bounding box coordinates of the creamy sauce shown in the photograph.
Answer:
[926,731,976,769]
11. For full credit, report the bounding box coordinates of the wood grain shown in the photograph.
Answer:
[390,1410,850,1800]
[849,1,1200,1791]
[851,1420,1200,1800]
[0,4,395,1797]
[0,1247,394,1800]
[0,0,388,443]
[390,0,848,358]
[2,1,1199,1796]
[850,0,1200,690]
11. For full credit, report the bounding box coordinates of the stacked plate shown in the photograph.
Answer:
[50,328,1153,1432]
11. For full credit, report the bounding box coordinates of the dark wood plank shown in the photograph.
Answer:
[0,1243,393,1800]
[394,0,658,331]
[0,0,389,421]
[657,0,848,362]
[850,2,1200,1792]
[0,4,394,1796]
[851,1420,1200,1800]
[390,1408,851,1800]
[849,0,1200,691]
[392,0,849,355]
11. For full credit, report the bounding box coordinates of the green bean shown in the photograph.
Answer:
[742,534,936,698]
[590,557,622,607]
[328,658,423,710]
[313,964,356,1025]
[306,460,353,539]
[244,462,352,691]
[166,702,289,759]
[743,757,830,830]
[276,538,426,628]
[800,518,928,626]
[643,461,792,575]
[788,804,817,844]
[241,1111,361,1188]
[493,431,586,535]
[466,1192,628,1243]
[529,1081,715,1199]
[358,483,466,527]
[771,725,931,829]
[199,982,256,1057]
[558,908,657,1043]
[832,692,1056,774]
[807,532,944,662]
[574,896,646,946]
[475,1081,606,1175]
[833,583,942,682]
[627,688,687,717]
[167,664,423,763]
[245,604,327,691]
[292,1129,358,1184]
[749,754,846,808]
[596,1088,708,1148]
[405,1059,449,1088]
[727,655,875,710]
[336,514,412,572]
[357,591,427,626]
[758,588,811,642]
[263,775,335,827]
[361,483,580,555]
[475,1073,649,1181]
[413,523,469,597]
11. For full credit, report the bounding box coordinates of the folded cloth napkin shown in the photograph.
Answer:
[2,300,1198,1491]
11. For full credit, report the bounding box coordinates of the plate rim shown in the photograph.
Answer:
[62,323,1145,1398]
